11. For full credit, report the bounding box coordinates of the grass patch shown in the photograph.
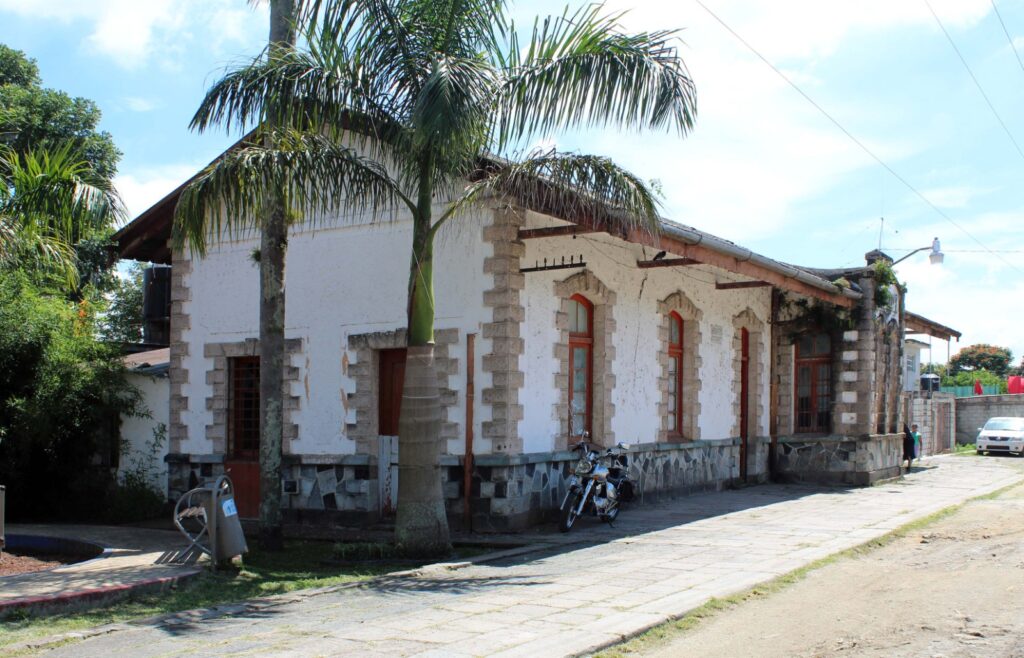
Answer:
[0,539,427,652]
[954,443,978,455]
[599,483,1023,658]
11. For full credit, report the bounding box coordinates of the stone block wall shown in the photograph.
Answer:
[906,391,956,455]
[443,439,741,531]
[956,394,1024,444]
[775,433,902,485]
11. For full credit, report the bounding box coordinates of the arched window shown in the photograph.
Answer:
[667,312,684,437]
[795,332,832,433]
[568,294,593,437]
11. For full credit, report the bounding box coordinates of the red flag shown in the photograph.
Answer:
[974,379,984,395]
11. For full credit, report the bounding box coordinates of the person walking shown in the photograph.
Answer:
[911,424,923,465]
[902,424,915,472]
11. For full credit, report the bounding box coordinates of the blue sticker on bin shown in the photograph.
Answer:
[222,499,238,517]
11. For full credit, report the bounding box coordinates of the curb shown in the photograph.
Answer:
[0,568,203,619]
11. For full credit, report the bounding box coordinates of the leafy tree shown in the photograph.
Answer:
[175,0,696,554]
[949,344,1013,377]
[941,369,1008,394]
[0,273,142,520]
[102,262,146,344]
[1013,356,1024,377]
[0,44,121,181]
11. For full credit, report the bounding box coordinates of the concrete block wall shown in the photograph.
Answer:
[956,394,1024,444]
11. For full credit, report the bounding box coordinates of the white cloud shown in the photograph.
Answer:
[918,185,992,209]
[114,163,203,221]
[0,0,266,69]
[122,97,159,112]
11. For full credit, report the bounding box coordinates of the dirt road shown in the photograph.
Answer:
[618,474,1024,658]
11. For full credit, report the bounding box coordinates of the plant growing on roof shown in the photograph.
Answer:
[173,0,696,555]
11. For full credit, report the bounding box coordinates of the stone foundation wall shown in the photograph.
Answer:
[775,433,902,486]
[171,439,744,532]
[446,439,741,531]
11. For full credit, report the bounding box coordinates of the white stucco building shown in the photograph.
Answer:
[116,178,954,529]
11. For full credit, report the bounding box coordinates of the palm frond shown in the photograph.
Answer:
[0,216,79,286]
[173,129,410,257]
[411,55,493,168]
[493,4,696,148]
[1,145,126,241]
[443,150,661,237]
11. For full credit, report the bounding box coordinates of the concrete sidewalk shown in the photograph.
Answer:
[2,525,202,615]
[35,455,1024,657]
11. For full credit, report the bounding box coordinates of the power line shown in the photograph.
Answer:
[990,0,1024,79]
[691,0,1023,275]
[924,0,1024,163]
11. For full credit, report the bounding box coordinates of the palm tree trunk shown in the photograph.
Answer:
[394,161,451,556]
[257,0,295,552]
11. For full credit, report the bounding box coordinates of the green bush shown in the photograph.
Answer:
[941,369,1008,393]
[0,273,142,521]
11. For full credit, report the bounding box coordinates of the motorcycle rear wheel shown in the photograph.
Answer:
[559,492,581,532]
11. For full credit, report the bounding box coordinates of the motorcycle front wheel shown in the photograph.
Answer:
[600,505,619,523]
[559,492,582,532]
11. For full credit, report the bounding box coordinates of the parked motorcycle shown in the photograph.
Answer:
[559,439,635,532]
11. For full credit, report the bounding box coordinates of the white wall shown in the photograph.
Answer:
[904,343,923,392]
[178,206,772,459]
[177,207,493,458]
[519,214,772,452]
[120,372,170,495]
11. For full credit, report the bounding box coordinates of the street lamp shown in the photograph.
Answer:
[892,237,944,266]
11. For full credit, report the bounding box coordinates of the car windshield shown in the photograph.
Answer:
[984,418,1024,431]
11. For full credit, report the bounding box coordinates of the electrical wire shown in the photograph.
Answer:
[990,0,1024,79]
[692,0,1024,275]
[924,0,1024,163]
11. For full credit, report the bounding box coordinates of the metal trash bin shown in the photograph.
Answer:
[174,475,248,565]
[208,477,248,562]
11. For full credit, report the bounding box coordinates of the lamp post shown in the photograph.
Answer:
[893,237,944,266]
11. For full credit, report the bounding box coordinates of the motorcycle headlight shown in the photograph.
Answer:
[575,457,593,475]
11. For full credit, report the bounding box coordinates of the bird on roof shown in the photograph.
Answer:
[653,250,667,261]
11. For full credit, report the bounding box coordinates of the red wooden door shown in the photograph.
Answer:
[226,356,260,519]
[739,328,749,480]
[379,349,406,436]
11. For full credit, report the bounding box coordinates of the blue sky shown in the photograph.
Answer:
[3,0,1023,365]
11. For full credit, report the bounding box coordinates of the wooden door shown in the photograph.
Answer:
[935,402,952,454]
[226,356,261,519]
[739,328,749,480]
[378,349,406,516]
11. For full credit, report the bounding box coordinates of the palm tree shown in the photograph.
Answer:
[0,145,123,287]
[175,0,410,550]
[176,0,696,555]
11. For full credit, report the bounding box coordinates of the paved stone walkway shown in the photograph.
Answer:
[2,524,202,614]
[37,456,1024,657]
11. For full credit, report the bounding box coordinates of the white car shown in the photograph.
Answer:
[976,417,1024,456]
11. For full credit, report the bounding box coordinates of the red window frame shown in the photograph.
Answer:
[794,333,832,434]
[667,312,684,438]
[229,356,260,460]
[567,294,593,437]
